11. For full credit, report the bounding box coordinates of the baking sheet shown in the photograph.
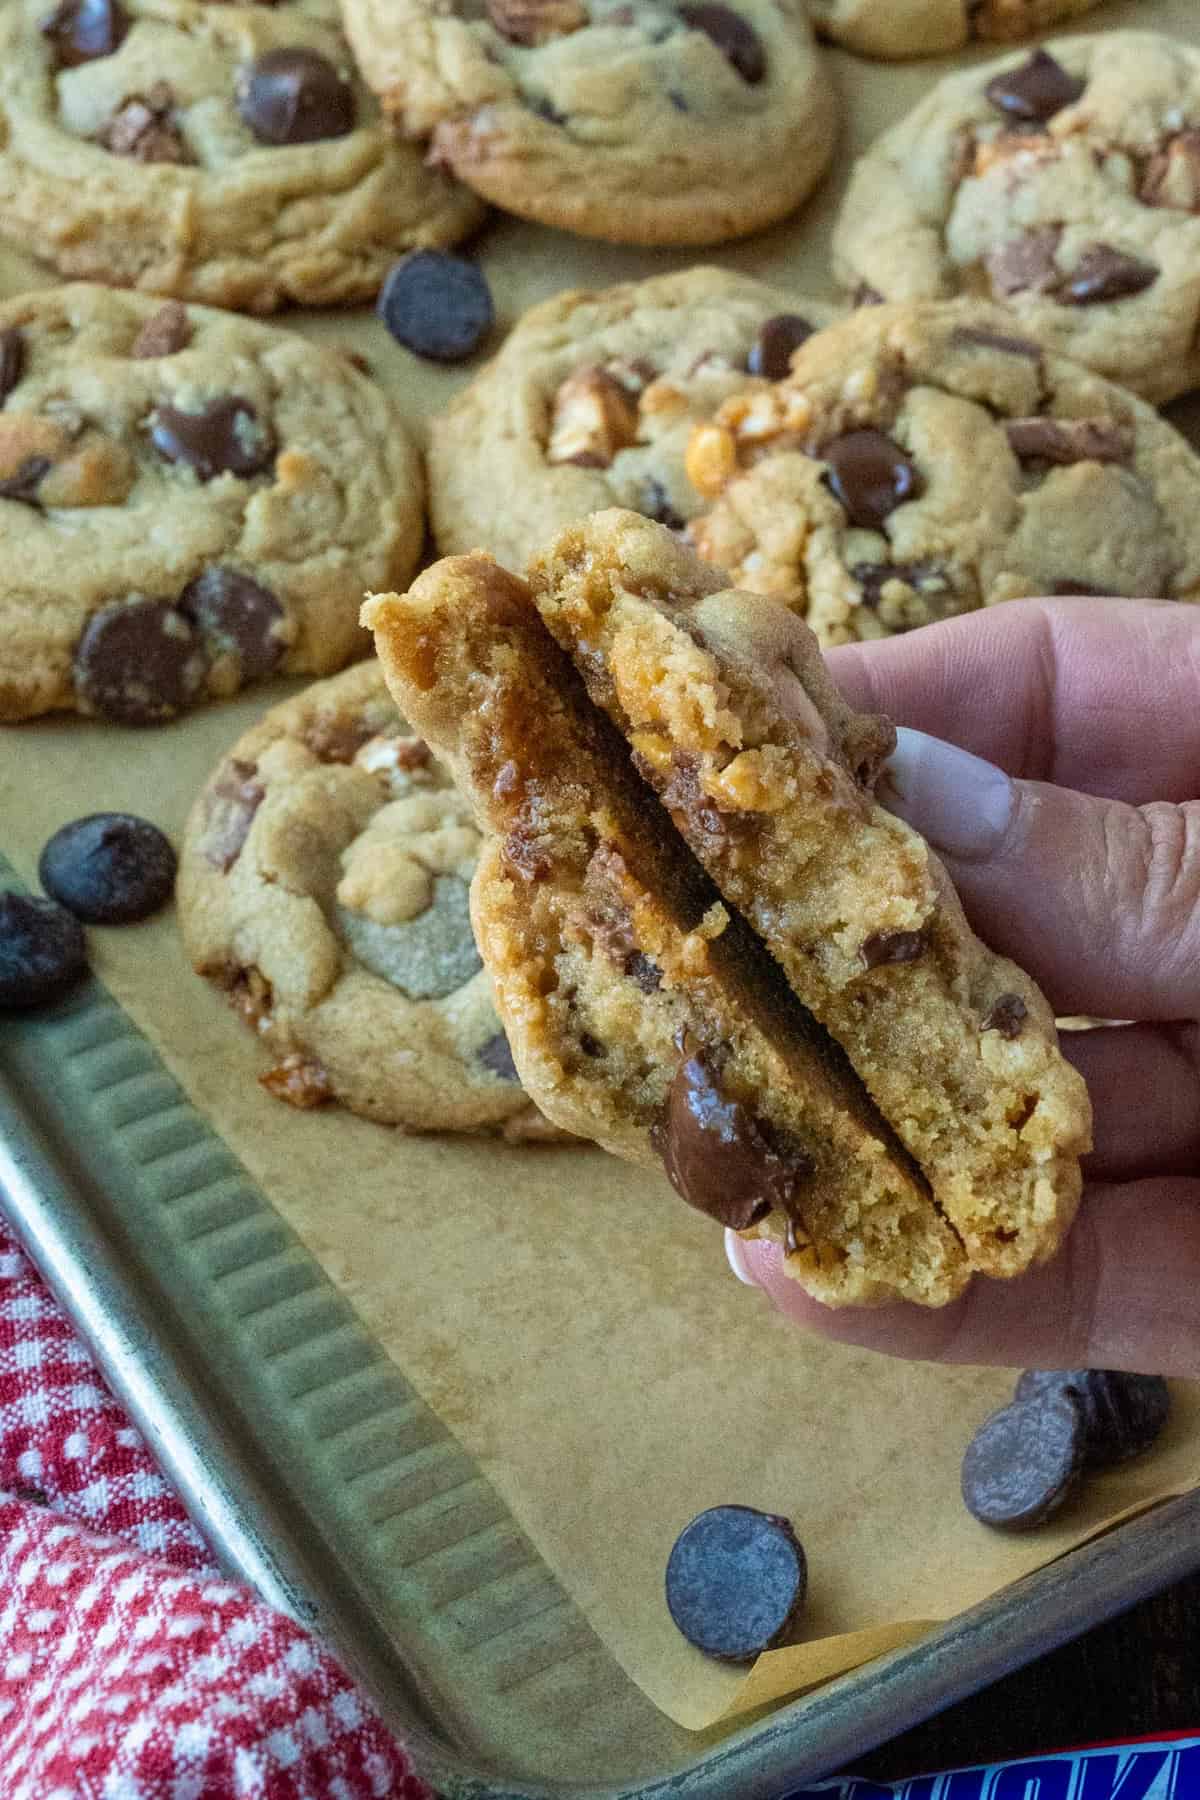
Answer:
[1,0,1198,1740]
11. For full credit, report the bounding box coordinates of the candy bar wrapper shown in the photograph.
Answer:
[784,1734,1200,1800]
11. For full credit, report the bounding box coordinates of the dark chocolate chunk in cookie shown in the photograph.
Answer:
[39,813,176,924]
[678,6,766,85]
[1004,416,1133,465]
[130,302,192,360]
[0,892,89,1009]
[74,597,207,725]
[666,1505,807,1662]
[984,50,1084,124]
[179,568,286,684]
[0,330,25,406]
[478,1030,520,1081]
[237,47,355,146]
[100,84,191,163]
[200,760,265,873]
[150,397,275,481]
[377,251,495,363]
[0,457,52,505]
[747,314,816,382]
[952,325,1043,360]
[962,1396,1084,1530]
[1014,1370,1171,1470]
[862,928,929,969]
[1061,246,1159,306]
[822,431,923,529]
[651,1050,813,1231]
[41,0,128,68]
[983,993,1027,1038]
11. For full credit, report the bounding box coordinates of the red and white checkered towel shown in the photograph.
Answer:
[0,1216,433,1800]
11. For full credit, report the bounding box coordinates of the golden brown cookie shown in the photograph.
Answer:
[810,0,1105,61]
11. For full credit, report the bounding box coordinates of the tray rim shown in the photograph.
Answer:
[2,966,1199,1800]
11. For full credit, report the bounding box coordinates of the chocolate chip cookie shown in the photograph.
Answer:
[0,0,481,312]
[341,1,835,246]
[834,34,1200,402]
[524,509,1091,1278]
[686,300,1200,642]
[810,0,1105,61]
[366,554,983,1309]
[178,661,557,1139]
[428,267,837,570]
[0,284,424,724]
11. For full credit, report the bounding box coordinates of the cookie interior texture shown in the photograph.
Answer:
[528,509,1091,1279]
[364,556,986,1308]
[341,0,834,246]
[809,0,1103,60]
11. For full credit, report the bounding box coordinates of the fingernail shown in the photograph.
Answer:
[724,1229,760,1286]
[881,727,1016,861]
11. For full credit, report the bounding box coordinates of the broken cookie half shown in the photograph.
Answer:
[363,516,1090,1304]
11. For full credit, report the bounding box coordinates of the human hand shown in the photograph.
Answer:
[726,598,1200,1377]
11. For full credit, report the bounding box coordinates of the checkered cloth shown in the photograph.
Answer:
[0,1216,433,1800]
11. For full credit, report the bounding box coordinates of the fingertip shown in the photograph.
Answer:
[723,1228,760,1285]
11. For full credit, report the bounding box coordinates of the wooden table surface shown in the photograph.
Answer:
[858,1575,1200,1781]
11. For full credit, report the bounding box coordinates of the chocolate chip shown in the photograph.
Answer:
[678,5,765,84]
[626,950,663,993]
[131,302,192,360]
[178,567,286,685]
[822,431,923,530]
[665,1506,807,1662]
[377,252,494,363]
[38,813,176,925]
[1051,578,1121,597]
[854,283,885,307]
[0,330,25,406]
[984,50,1084,123]
[303,715,375,764]
[746,314,815,382]
[986,227,1062,299]
[951,325,1043,360]
[100,85,191,163]
[1004,416,1134,466]
[852,560,950,609]
[237,47,355,145]
[150,397,275,481]
[0,457,52,505]
[579,1032,606,1058]
[478,1030,520,1082]
[962,1397,1084,1530]
[1015,1371,1171,1470]
[983,993,1027,1038]
[1061,246,1159,307]
[74,598,206,725]
[0,892,89,1010]
[638,479,686,531]
[651,1049,812,1231]
[40,0,128,67]
[862,929,928,969]
[201,760,264,872]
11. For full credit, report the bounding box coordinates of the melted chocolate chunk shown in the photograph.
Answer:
[39,813,176,924]
[73,597,206,725]
[1004,416,1133,466]
[150,396,275,481]
[130,302,192,359]
[986,227,1062,301]
[822,431,923,530]
[982,993,1027,1038]
[984,49,1084,124]
[951,325,1042,360]
[0,457,52,505]
[100,85,191,164]
[854,283,885,307]
[0,892,89,1010]
[962,1396,1084,1530]
[1051,578,1121,597]
[178,567,286,684]
[41,0,128,68]
[746,314,815,382]
[638,478,686,531]
[1061,246,1159,306]
[626,950,663,993]
[665,1506,807,1663]
[0,330,25,406]
[377,252,494,363]
[1014,1370,1171,1470]
[678,5,765,84]
[862,928,928,969]
[237,47,355,145]
[478,1030,520,1082]
[303,714,375,764]
[201,760,264,872]
[651,1050,812,1231]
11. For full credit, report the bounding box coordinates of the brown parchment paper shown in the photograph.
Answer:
[1,0,1199,1739]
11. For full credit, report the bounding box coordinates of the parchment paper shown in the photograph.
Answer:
[1,0,1198,1737]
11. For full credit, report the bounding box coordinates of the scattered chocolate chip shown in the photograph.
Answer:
[0,892,89,1010]
[303,714,375,764]
[150,396,275,481]
[651,1049,812,1231]
[1051,578,1121,597]
[1004,415,1134,466]
[478,1030,520,1082]
[579,1032,606,1058]
[39,813,175,924]
[237,47,355,145]
[666,1506,807,1662]
[201,760,264,872]
[131,302,192,360]
[822,431,923,530]
[985,227,1062,300]
[678,5,765,84]
[99,85,191,163]
[40,0,128,68]
[178,567,286,685]
[638,478,686,531]
[746,314,815,382]
[1015,1370,1171,1470]
[983,993,1027,1038]
[962,1396,1084,1530]
[0,457,52,506]
[852,560,950,609]
[1061,246,1159,307]
[951,325,1043,360]
[377,251,494,363]
[862,929,928,969]
[73,597,207,725]
[853,283,885,307]
[626,950,663,993]
[485,0,586,46]
[0,330,25,406]
[984,49,1083,124]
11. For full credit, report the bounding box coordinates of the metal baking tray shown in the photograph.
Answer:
[3,857,1199,1800]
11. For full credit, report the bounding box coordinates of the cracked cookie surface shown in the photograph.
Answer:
[365,552,973,1308]
[834,34,1200,400]
[429,267,838,570]
[0,284,425,723]
[178,660,558,1138]
[527,509,1091,1279]
[810,0,1105,60]
[0,0,481,311]
[341,0,835,245]
[686,300,1200,642]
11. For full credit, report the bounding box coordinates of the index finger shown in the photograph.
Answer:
[826,598,1200,805]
